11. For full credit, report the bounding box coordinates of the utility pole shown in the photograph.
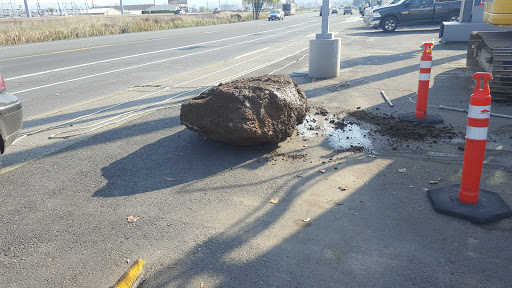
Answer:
[119,0,124,14]
[10,0,15,17]
[23,0,30,17]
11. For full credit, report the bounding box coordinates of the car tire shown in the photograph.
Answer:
[381,16,398,32]
[446,12,459,22]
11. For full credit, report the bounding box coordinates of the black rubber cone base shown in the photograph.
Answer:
[427,184,512,224]
[399,112,443,124]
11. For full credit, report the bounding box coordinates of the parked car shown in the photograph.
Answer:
[368,0,461,32]
[174,9,185,14]
[268,9,284,21]
[213,8,220,13]
[0,74,23,167]
[343,6,352,15]
[332,6,339,14]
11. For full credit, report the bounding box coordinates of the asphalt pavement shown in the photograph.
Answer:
[1,14,511,288]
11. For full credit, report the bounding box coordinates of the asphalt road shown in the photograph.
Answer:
[1,11,512,288]
[3,12,336,118]
[1,12,359,171]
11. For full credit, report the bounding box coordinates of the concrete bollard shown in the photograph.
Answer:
[308,37,341,78]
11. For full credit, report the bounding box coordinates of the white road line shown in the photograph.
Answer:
[234,47,270,60]
[11,24,313,95]
[269,49,309,75]
[5,20,316,82]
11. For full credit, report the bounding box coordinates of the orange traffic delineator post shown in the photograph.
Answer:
[399,42,443,125]
[416,42,434,119]
[459,73,493,204]
[427,73,512,224]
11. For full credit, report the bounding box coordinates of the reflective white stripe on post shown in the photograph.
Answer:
[468,105,491,119]
[420,61,432,69]
[419,73,431,81]
[466,126,488,140]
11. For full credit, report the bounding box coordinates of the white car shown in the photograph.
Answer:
[268,9,284,21]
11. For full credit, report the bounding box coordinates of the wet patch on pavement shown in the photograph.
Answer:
[296,106,462,154]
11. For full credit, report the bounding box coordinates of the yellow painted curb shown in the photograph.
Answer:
[114,259,146,288]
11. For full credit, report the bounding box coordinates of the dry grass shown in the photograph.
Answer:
[0,12,268,45]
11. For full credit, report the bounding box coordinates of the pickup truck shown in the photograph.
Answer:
[367,0,461,32]
[363,0,402,25]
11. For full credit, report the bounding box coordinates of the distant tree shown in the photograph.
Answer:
[199,6,207,12]
[242,0,279,20]
[47,7,56,13]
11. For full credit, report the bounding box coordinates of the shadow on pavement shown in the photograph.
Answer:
[300,52,466,100]
[3,90,197,170]
[140,152,387,288]
[4,114,184,170]
[139,89,512,288]
[94,129,275,197]
[21,90,193,130]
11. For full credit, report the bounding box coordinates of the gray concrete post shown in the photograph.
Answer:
[321,0,329,36]
[308,0,340,78]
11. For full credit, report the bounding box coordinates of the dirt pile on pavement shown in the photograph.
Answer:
[293,106,460,154]
[180,74,307,146]
[347,110,459,141]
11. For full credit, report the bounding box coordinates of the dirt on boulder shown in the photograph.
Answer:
[180,74,308,146]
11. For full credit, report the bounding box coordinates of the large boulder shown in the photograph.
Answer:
[180,74,307,146]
